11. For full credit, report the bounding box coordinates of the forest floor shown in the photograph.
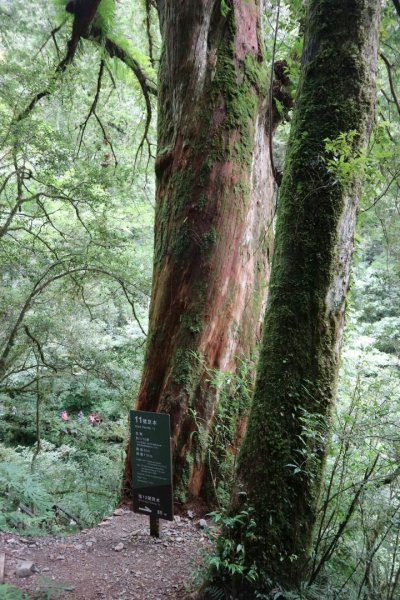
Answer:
[0,505,212,599]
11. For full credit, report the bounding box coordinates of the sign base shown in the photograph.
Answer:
[150,516,161,538]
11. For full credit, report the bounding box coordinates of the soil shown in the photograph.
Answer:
[0,506,212,599]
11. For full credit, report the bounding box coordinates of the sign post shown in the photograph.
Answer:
[131,410,173,536]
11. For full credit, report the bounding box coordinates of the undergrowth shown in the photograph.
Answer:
[0,414,126,534]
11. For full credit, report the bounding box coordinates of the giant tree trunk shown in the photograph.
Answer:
[235,0,381,591]
[123,0,284,502]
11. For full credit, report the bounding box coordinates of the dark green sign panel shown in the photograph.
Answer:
[130,410,173,521]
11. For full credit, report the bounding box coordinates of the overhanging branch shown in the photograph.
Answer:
[16,3,157,124]
[91,30,157,160]
[16,0,102,122]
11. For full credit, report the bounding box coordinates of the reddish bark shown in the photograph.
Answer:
[123,0,286,502]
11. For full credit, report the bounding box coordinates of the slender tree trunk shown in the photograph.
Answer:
[235,0,381,591]
[123,0,287,502]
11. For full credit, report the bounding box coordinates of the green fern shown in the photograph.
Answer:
[0,584,28,600]
[95,0,116,34]
[220,0,231,18]
[0,442,122,534]
[0,462,52,514]
[205,586,225,600]
[106,32,156,81]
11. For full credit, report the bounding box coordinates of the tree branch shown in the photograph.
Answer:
[309,454,380,584]
[360,169,400,213]
[13,1,157,169]
[77,59,105,156]
[0,263,146,380]
[95,31,157,97]
[24,325,57,372]
[94,113,118,167]
[16,0,102,122]
[36,20,66,58]
[381,52,400,117]
[0,193,40,239]
[91,30,157,162]
[145,0,156,69]
[118,279,147,335]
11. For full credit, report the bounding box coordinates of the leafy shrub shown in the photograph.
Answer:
[203,508,266,599]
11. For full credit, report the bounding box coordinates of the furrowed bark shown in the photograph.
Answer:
[123,0,282,502]
[235,0,381,590]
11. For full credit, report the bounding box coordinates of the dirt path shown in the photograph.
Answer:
[0,508,211,599]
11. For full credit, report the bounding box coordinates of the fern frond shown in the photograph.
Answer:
[0,584,29,600]
[106,32,156,81]
[95,0,116,33]
[205,586,225,600]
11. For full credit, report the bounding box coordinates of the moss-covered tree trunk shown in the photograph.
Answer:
[235,0,381,591]
[122,0,286,502]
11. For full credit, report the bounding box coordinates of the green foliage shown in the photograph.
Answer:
[308,349,400,598]
[0,0,153,408]
[95,0,117,33]
[285,405,327,485]
[0,434,124,533]
[323,130,366,186]
[220,1,231,19]
[306,87,400,595]
[203,359,254,508]
[204,508,262,598]
[0,0,156,536]
[1,3,400,599]
[0,458,53,528]
[53,0,116,32]
[0,584,28,600]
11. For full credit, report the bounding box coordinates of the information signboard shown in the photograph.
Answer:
[131,410,173,521]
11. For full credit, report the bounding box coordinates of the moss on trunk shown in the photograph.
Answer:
[232,0,381,592]
[122,0,285,503]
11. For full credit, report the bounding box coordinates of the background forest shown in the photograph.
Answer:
[0,0,399,599]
